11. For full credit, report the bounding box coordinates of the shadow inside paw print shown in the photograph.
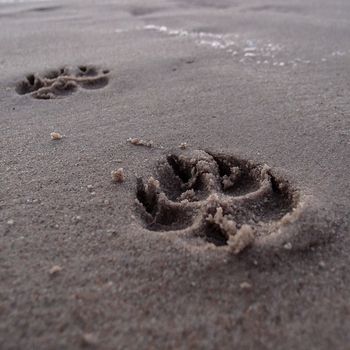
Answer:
[135,150,304,253]
[15,65,110,99]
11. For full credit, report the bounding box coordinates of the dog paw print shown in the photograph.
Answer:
[135,150,309,253]
[15,65,110,99]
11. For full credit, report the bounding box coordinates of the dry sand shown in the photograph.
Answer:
[0,0,349,349]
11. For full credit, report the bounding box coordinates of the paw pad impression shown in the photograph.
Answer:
[15,65,110,99]
[135,150,323,253]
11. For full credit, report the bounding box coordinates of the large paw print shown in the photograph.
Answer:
[135,150,307,253]
[15,65,110,99]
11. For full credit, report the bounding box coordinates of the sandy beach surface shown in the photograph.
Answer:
[1,0,349,349]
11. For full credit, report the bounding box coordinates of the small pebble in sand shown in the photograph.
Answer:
[72,215,82,223]
[49,265,62,276]
[50,132,62,140]
[127,137,153,147]
[111,168,125,183]
[319,261,326,268]
[240,282,252,290]
[283,242,292,250]
[7,219,14,225]
[179,142,188,149]
[107,229,118,237]
[81,333,98,347]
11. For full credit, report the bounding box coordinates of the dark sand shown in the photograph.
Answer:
[0,0,349,348]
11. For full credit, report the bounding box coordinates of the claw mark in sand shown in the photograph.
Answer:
[15,65,110,99]
[135,150,331,254]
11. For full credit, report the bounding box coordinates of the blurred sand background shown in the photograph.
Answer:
[0,0,349,349]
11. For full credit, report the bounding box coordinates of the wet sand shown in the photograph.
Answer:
[0,0,349,349]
